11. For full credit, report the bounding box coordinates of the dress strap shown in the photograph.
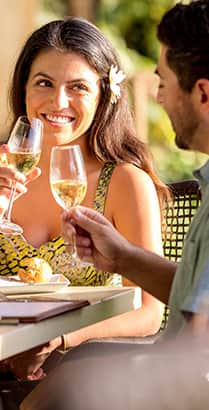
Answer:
[93,162,116,214]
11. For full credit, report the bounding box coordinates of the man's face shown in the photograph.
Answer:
[156,46,200,151]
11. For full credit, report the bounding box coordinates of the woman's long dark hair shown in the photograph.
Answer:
[9,16,169,210]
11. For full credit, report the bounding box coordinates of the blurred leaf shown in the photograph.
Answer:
[98,0,174,60]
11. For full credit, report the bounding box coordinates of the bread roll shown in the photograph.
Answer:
[18,257,53,283]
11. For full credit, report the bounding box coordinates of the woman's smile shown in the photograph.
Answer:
[42,113,75,130]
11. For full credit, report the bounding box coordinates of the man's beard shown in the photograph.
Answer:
[173,115,199,151]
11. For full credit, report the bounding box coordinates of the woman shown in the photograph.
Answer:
[0,17,169,379]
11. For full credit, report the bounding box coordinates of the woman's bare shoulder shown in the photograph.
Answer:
[110,162,156,193]
[104,162,160,223]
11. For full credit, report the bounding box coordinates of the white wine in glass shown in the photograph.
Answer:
[50,145,87,266]
[0,115,43,234]
[6,151,41,176]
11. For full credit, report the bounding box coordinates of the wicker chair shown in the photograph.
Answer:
[163,179,202,262]
[160,179,202,329]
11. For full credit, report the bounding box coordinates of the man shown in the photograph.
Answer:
[11,0,209,408]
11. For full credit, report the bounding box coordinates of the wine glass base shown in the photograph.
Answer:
[63,243,90,268]
[67,262,92,269]
[61,259,93,270]
[0,220,23,235]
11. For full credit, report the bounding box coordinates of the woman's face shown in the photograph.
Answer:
[25,49,101,146]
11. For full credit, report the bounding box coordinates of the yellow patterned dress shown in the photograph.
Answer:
[0,162,121,287]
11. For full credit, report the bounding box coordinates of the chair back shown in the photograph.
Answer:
[161,179,202,329]
[163,179,202,262]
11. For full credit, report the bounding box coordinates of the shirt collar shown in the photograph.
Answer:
[193,159,209,191]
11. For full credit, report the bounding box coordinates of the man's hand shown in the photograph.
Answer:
[61,206,131,274]
[6,337,62,381]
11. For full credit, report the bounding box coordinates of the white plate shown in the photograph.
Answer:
[0,274,69,295]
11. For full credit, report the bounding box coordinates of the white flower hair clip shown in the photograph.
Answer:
[109,65,126,104]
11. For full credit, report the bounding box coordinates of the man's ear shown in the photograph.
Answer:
[195,79,209,109]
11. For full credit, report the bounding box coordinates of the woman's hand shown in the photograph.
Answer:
[7,337,62,381]
[0,144,41,215]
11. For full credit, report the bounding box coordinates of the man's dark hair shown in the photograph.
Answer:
[157,0,209,91]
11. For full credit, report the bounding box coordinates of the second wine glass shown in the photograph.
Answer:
[0,116,43,234]
[50,145,87,267]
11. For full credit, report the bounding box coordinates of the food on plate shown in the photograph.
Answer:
[18,257,53,283]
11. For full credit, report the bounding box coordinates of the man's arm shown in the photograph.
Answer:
[117,242,176,304]
[62,207,177,304]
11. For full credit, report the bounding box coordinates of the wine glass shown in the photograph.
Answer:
[0,115,43,234]
[50,145,87,266]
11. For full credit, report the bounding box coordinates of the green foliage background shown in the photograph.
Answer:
[41,0,207,183]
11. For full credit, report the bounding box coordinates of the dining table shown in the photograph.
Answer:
[0,286,139,360]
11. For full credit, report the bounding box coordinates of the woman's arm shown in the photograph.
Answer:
[58,305,163,350]
[110,164,165,332]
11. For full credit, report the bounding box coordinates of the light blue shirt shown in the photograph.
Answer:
[163,159,209,340]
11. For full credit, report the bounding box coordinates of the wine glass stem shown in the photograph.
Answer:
[71,232,78,261]
[4,181,17,221]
